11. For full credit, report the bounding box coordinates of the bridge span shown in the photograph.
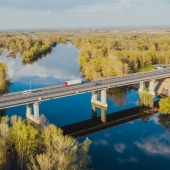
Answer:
[0,68,170,123]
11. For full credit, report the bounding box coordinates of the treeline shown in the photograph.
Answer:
[0,33,69,62]
[0,115,92,170]
[1,32,170,79]
[0,62,9,94]
[71,34,170,80]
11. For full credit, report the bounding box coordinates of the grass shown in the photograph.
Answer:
[143,87,149,92]
[137,65,154,72]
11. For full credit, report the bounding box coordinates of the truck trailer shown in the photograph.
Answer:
[64,79,82,86]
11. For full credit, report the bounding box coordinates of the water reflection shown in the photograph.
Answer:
[139,103,158,123]
[62,105,155,138]
[139,92,154,107]
[107,87,128,106]
[0,43,80,89]
[158,114,170,131]
[79,111,170,170]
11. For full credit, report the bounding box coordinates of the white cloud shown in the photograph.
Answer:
[134,133,170,156]
[104,133,111,138]
[114,143,126,153]
[117,156,138,164]
[152,114,160,125]
[0,0,170,29]
[94,138,109,146]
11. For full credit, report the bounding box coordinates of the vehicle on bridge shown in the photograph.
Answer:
[64,79,82,86]
[22,90,32,94]
[158,65,164,69]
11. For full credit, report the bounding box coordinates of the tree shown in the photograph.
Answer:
[10,115,39,170]
[158,96,170,114]
[0,117,10,170]
[28,124,92,170]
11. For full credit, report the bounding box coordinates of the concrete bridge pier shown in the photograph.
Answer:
[26,104,32,117]
[91,103,107,123]
[33,102,40,121]
[91,89,108,108]
[92,104,97,118]
[149,79,156,96]
[26,102,40,124]
[101,108,106,123]
[138,81,145,93]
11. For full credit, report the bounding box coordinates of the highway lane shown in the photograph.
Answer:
[0,68,170,109]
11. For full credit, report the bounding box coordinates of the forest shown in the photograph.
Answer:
[1,32,170,77]
[0,61,9,94]
[0,33,68,63]
[71,33,170,80]
[0,115,92,170]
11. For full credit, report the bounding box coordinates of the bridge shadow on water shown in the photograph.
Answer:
[61,103,158,138]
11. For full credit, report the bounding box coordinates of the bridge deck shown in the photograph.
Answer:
[0,68,170,109]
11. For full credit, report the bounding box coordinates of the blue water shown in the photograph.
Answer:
[0,43,170,170]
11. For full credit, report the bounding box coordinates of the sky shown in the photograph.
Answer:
[0,0,170,29]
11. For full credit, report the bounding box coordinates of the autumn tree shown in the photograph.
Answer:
[158,96,170,114]
[28,124,92,170]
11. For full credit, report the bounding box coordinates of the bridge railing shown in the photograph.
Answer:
[2,84,63,96]
[2,67,170,97]
[90,67,170,82]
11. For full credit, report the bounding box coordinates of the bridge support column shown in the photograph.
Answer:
[92,91,97,102]
[91,103,107,123]
[138,81,145,93]
[26,102,40,124]
[101,108,106,123]
[91,89,108,108]
[33,102,40,121]
[101,89,107,106]
[92,104,97,118]
[26,104,32,117]
[149,79,156,96]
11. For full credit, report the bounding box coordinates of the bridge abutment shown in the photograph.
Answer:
[26,102,40,124]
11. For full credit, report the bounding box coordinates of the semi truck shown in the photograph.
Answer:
[64,79,82,86]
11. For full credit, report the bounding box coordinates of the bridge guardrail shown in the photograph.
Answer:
[1,84,64,97]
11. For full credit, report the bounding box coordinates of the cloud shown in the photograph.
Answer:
[134,133,170,156]
[117,156,138,164]
[0,0,119,11]
[104,133,111,138]
[114,143,126,153]
[152,114,160,125]
[94,139,109,146]
[0,0,170,29]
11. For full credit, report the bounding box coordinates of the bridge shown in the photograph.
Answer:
[0,68,170,124]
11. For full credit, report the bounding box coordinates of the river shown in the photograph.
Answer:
[0,43,170,170]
